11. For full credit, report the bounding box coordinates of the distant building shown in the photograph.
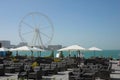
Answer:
[48,45,62,50]
[10,44,17,48]
[0,40,11,48]
[0,43,2,48]
[17,42,28,47]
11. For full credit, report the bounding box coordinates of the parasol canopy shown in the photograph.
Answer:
[58,45,85,57]
[0,47,9,51]
[58,45,85,51]
[88,47,102,56]
[88,47,102,51]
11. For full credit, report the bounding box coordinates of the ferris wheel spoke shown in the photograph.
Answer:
[22,31,33,35]
[40,31,51,39]
[37,22,51,30]
[38,33,44,49]
[39,25,51,30]
[31,14,37,27]
[22,21,34,29]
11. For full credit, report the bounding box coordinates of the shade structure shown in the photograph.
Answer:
[58,45,85,51]
[10,46,34,51]
[0,47,9,51]
[10,46,34,56]
[32,47,44,52]
[10,46,44,57]
[9,48,15,51]
[88,47,102,56]
[58,45,85,57]
[10,46,44,51]
[0,47,9,57]
[88,47,102,51]
[32,47,44,57]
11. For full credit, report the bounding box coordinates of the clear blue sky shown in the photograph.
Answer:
[0,0,120,50]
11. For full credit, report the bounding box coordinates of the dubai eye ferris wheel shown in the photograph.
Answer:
[19,12,54,49]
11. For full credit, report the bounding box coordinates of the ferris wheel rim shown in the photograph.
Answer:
[19,12,54,48]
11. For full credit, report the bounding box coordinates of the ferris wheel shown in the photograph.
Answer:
[19,12,54,49]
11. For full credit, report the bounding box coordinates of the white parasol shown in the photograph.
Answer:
[0,47,9,51]
[10,46,44,56]
[88,47,102,56]
[58,45,85,51]
[58,45,85,57]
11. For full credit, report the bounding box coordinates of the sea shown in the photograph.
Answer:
[11,50,120,59]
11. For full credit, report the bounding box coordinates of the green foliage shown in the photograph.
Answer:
[49,50,54,58]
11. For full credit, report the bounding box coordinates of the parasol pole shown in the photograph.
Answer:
[94,50,95,57]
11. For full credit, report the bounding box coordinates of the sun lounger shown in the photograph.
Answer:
[98,63,112,80]
[28,66,42,80]
[18,64,33,80]
[69,68,84,80]
[5,66,15,73]
[0,64,5,76]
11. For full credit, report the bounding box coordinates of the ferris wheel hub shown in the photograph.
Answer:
[34,27,40,33]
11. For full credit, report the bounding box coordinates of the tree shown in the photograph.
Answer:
[49,50,54,58]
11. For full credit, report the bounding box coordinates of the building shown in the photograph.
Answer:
[0,40,11,48]
[48,45,62,50]
[17,42,28,47]
[0,43,2,48]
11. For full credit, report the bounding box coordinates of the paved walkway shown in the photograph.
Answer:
[0,73,18,80]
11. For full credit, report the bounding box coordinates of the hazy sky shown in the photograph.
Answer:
[0,0,120,50]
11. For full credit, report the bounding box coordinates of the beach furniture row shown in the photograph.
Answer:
[69,58,112,80]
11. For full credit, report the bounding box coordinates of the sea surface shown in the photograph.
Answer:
[12,50,120,59]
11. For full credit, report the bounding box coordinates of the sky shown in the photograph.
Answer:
[0,0,120,50]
